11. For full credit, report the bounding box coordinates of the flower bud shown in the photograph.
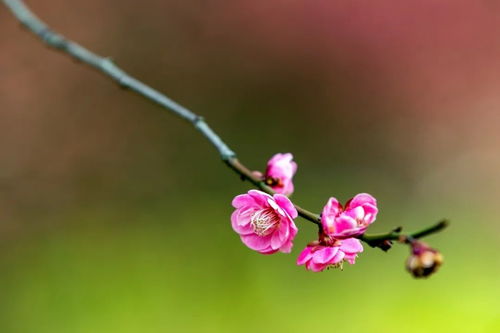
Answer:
[406,241,443,278]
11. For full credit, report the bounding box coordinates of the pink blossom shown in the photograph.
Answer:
[321,193,378,239]
[296,238,363,272]
[231,190,298,254]
[263,153,298,195]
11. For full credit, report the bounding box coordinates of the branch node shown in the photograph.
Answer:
[194,115,205,125]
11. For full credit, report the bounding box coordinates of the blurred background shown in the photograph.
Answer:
[1,0,499,332]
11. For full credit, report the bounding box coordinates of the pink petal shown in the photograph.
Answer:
[241,234,272,251]
[335,227,367,239]
[344,253,357,264]
[297,247,313,265]
[290,160,298,174]
[267,153,294,171]
[266,155,294,178]
[279,181,295,196]
[259,248,278,255]
[289,222,298,237]
[330,250,345,264]
[279,239,293,253]
[312,246,339,264]
[271,229,284,250]
[277,220,290,241]
[267,197,281,211]
[274,194,298,219]
[231,210,254,235]
[340,238,364,254]
[346,193,377,210]
[307,261,327,272]
[267,153,286,165]
[232,194,255,209]
[362,203,378,224]
[334,215,357,234]
[322,197,342,217]
[349,206,365,220]
[247,190,272,207]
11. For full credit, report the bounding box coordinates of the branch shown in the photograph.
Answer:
[358,219,449,250]
[3,0,447,250]
[2,0,234,160]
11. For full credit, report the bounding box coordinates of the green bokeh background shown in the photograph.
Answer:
[1,1,499,332]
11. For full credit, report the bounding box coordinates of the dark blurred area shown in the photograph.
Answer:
[1,1,499,332]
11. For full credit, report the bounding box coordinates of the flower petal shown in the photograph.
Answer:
[334,215,358,234]
[231,210,254,235]
[297,247,313,265]
[308,261,328,272]
[330,250,345,264]
[362,203,378,224]
[340,238,364,254]
[247,190,272,207]
[279,240,293,253]
[241,234,272,252]
[323,197,342,217]
[344,253,357,264]
[346,193,377,209]
[232,194,255,209]
[312,246,339,264]
[274,194,298,219]
[271,229,284,250]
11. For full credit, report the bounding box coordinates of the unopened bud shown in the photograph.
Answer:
[406,241,443,278]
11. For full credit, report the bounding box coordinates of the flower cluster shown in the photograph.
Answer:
[230,153,378,272]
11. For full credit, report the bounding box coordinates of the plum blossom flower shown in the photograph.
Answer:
[296,237,363,272]
[321,193,378,239]
[231,190,298,254]
[260,153,297,196]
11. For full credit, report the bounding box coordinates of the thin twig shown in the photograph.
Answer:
[2,0,447,249]
[2,0,234,160]
[359,219,449,249]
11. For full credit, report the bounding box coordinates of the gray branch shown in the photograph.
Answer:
[2,0,236,160]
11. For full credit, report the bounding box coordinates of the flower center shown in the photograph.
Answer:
[250,208,281,236]
[265,177,283,188]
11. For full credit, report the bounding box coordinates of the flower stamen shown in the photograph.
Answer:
[251,208,281,236]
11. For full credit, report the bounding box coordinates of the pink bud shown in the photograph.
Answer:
[263,153,297,195]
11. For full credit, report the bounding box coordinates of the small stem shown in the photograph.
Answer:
[358,219,449,249]
[409,219,449,239]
